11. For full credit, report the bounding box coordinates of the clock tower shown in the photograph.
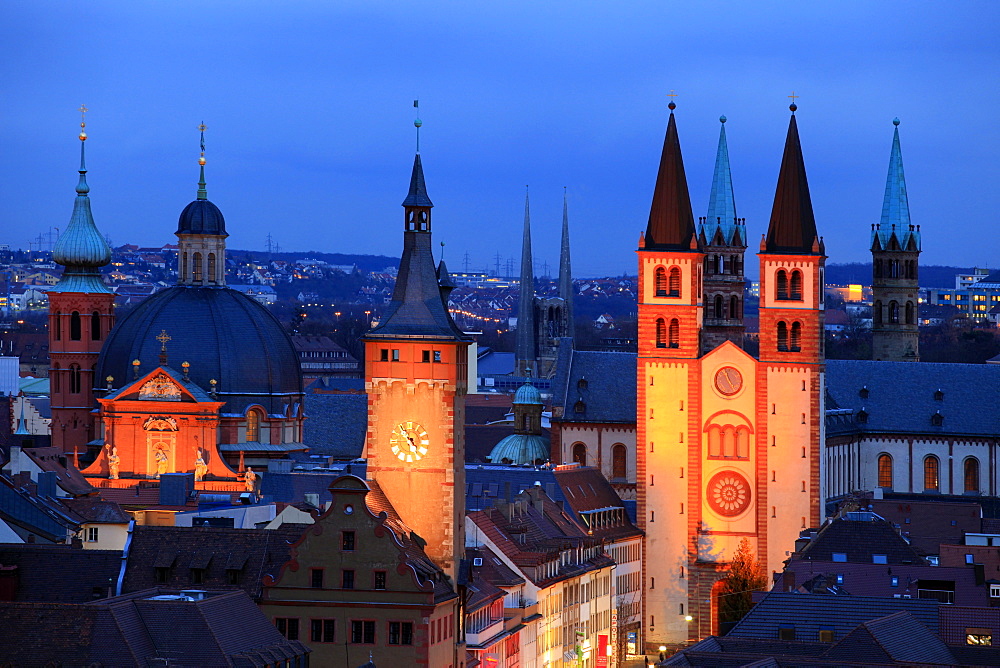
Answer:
[363,146,471,582]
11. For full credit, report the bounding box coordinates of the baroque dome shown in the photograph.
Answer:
[177,199,227,236]
[96,286,301,415]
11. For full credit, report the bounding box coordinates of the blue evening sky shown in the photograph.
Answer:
[2,1,997,278]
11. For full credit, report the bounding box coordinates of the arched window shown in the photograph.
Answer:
[888,301,899,324]
[874,300,883,326]
[91,311,101,341]
[790,270,803,300]
[735,426,750,459]
[193,252,203,283]
[730,296,740,320]
[905,301,914,325]
[790,322,802,352]
[54,312,61,340]
[182,252,188,280]
[207,253,217,283]
[714,295,724,319]
[668,319,679,348]
[246,409,262,442]
[668,267,681,297]
[69,364,81,394]
[612,444,627,480]
[70,311,81,341]
[777,321,789,352]
[655,318,666,348]
[654,267,667,296]
[874,259,883,278]
[776,270,788,300]
[877,454,893,489]
[964,458,980,494]
[716,255,725,275]
[572,443,587,466]
[923,455,939,491]
[708,425,722,458]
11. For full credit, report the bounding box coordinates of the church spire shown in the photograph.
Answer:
[558,188,574,336]
[704,115,738,244]
[643,102,697,251]
[873,118,919,251]
[52,105,112,294]
[515,188,536,374]
[763,104,820,254]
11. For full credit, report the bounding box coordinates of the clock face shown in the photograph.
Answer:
[707,470,752,517]
[714,366,743,396]
[390,421,430,463]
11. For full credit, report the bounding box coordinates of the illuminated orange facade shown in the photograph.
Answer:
[638,106,824,647]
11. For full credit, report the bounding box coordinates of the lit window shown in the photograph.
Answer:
[832,553,847,563]
[872,554,887,564]
[967,630,993,646]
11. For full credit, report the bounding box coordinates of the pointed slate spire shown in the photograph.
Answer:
[704,115,738,244]
[644,103,697,250]
[402,154,433,208]
[52,108,112,294]
[558,189,574,334]
[764,106,819,254]
[873,118,919,251]
[515,189,536,372]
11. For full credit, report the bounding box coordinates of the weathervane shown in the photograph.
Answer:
[78,104,88,141]
[413,100,422,153]
[198,122,207,166]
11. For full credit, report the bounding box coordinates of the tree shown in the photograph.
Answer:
[717,538,767,634]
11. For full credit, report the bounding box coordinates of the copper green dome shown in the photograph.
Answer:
[514,378,543,405]
[488,433,550,466]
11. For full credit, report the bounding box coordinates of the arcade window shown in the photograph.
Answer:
[388,621,413,645]
[275,617,299,640]
[351,620,376,644]
[311,619,335,643]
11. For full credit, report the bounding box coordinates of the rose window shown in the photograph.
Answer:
[707,471,751,517]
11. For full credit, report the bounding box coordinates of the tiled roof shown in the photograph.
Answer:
[0,472,79,542]
[869,498,981,556]
[0,544,121,602]
[795,515,925,565]
[553,350,636,423]
[59,497,131,524]
[19,446,96,496]
[823,611,955,665]
[826,359,1000,437]
[302,392,368,458]
[782,561,986,606]
[120,524,306,600]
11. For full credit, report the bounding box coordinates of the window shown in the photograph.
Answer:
[905,301,914,324]
[389,621,414,645]
[777,321,789,352]
[193,252,203,283]
[342,569,355,589]
[311,568,324,589]
[790,322,802,352]
[54,312,62,340]
[573,443,587,466]
[835,574,844,584]
[374,571,387,590]
[311,619,335,643]
[612,444,627,480]
[342,531,356,551]
[965,554,974,565]
[191,568,205,584]
[776,270,788,300]
[931,412,944,427]
[380,349,389,361]
[730,295,740,320]
[422,350,431,363]
[275,618,299,640]
[668,266,681,297]
[154,567,169,583]
[790,270,803,300]
[874,300,883,326]
[433,351,441,362]
[965,458,980,493]
[924,455,940,491]
[351,620,376,644]
[832,553,847,563]
[778,625,796,641]
[872,554,887,564]
[891,577,899,587]
[69,364,82,394]
[888,300,899,324]
[654,266,667,296]
[87,527,99,542]
[91,311,101,341]
[207,253,217,283]
[655,318,666,348]
[246,409,262,442]
[990,584,1000,598]
[668,318,679,348]
[226,569,241,585]
[818,629,834,642]
[714,294,724,318]
[967,630,993,646]
[392,349,400,361]
[877,454,893,489]
[70,311,82,340]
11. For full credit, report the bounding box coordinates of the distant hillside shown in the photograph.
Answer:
[228,250,398,273]
[826,263,977,289]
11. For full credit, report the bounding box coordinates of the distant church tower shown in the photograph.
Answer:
[871,118,920,361]
[515,191,537,376]
[48,109,115,459]
[363,132,471,582]
[638,103,823,647]
[699,116,747,353]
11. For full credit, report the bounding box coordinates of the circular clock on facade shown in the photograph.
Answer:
[390,421,430,463]
[707,470,752,517]
[714,366,743,396]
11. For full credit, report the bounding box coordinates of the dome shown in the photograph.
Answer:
[514,379,543,405]
[488,433,550,466]
[177,199,227,236]
[96,286,301,415]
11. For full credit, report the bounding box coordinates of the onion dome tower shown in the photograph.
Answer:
[48,106,115,459]
[488,375,549,466]
[699,115,747,353]
[871,118,920,361]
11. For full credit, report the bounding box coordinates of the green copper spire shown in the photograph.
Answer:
[51,106,112,294]
[703,115,738,244]
[197,122,208,200]
[873,118,919,251]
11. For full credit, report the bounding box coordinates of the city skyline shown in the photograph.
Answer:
[2,1,997,277]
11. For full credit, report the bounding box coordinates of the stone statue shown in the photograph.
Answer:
[108,446,120,480]
[193,450,208,482]
[244,466,257,492]
[154,448,169,478]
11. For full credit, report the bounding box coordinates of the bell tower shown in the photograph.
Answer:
[363,124,471,582]
[49,107,115,460]
[871,118,920,361]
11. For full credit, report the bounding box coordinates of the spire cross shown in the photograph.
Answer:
[788,92,799,102]
[666,90,678,100]
[156,329,172,351]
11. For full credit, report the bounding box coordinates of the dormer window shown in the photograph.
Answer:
[859,386,869,399]
[856,409,868,424]
[934,389,944,401]
[931,411,943,427]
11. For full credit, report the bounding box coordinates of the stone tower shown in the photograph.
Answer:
[871,118,920,361]
[363,147,471,582]
[48,112,115,459]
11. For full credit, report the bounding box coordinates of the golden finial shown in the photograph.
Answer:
[156,329,172,350]
[198,122,207,166]
[78,104,88,141]
[788,91,799,112]
[666,89,678,111]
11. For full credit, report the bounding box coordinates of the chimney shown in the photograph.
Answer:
[159,472,194,506]
[36,471,57,498]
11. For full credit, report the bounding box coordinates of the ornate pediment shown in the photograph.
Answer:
[143,416,179,431]
[138,374,182,401]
